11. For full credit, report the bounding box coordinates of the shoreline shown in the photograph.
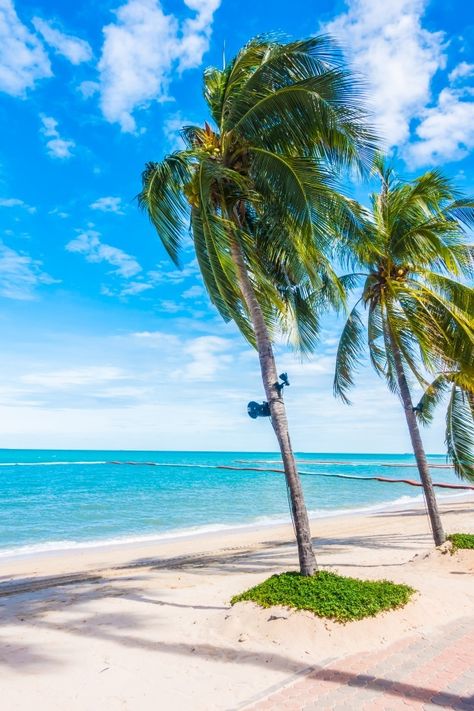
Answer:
[2,451,468,564]
[1,498,473,710]
[1,490,472,579]
[1,488,472,563]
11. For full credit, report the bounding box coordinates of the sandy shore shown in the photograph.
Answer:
[1,496,473,710]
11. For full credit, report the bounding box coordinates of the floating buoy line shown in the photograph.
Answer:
[105,461,474,491]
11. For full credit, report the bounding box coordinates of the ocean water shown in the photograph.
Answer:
[0,449,466,557]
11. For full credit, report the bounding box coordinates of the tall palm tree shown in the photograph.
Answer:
[139,36,375,575]
[333,160,474,546]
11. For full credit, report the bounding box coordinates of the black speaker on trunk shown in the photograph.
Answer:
[247,401,271,419]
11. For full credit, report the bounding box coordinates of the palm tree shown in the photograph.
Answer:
[138,36,375,575]
[416,329,474,481]
[333,160,474,546]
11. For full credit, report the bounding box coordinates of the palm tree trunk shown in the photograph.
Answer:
[390,336,446,546]
[229,236,317,575]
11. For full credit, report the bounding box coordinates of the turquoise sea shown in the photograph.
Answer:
[0,449,467,557]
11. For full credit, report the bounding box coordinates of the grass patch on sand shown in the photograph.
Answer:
[231,571,415,623]
[447,533,474,551]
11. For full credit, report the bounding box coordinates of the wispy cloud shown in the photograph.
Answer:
[0,240,58,300]
[182,284,204,299]
[95,256,204,300]
[448,62,474,83]
[97,0,221,131]
[132,330,181,347]
[148,258,200,284]
[66,229,142,278]
[0,0,51,96]
[133,331,234,382]
[160,299,181,313]
[138,333,232,383]
[163,111,193,149]
[32,17,92,65]
[0,323,447,451]
[120,281,153,296]
[49,207,69,218]
[78,80,99,98]
[21,366,128,388]
[176,335,232,381]
[90,196,125,214]
[40,115,75,159]
[65,230,194,299]
[0,197,36,214]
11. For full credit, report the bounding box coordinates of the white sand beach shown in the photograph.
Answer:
[1,496,473,711]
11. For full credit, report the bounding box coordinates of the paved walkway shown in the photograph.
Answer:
[245,617,474,710]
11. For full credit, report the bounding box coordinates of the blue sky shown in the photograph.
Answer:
[0,0,472,452]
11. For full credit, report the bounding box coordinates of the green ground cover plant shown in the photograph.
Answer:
[231,571,415,623]
[447,533,474,550]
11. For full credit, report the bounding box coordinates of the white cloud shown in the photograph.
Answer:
[78,80,99,98]
[66,231,170,299]
[178,0,220,71]
[97,0,220,131]
[0,0,51,96]
[66,229,142,278]
[32,17,92,65]
[49,208,69,218]
[160,299,181,313]
[405,86,474,167]
[0,323,449,451]
[40,115,75,159]
[0,197,36,213]
[162,111,191,149]
[449,62,474,83]
[182,284,203,299]
[133,330,235,382]
[120,281,153,295]
[174,335,232,381]
[90,196,125,214]
[21,366,127,388]
[0,240,57,300]
[148,258,200,284]
[325,0,445,147]
[0,197,23,208]
[132,330,181,346]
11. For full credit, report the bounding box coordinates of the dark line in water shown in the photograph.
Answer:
[106,461,474,490]
[235,459,453,469]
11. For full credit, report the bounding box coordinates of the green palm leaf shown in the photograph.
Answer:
[334,300,365,404]
[138,155,192,265]
[446,386,474,481]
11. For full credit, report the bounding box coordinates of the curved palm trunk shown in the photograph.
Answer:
[390,336,446,546]
[229,237,317,575]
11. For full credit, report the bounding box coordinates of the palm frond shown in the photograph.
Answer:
[138,154,192,265]
[380,304,401,395]
[442,198,474,230]
[415,374,450,425]
[203,66,228,127]
[446,386,474,481]
[334,300,365,404]
[367,300,386,377]
[279,281,321,354]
